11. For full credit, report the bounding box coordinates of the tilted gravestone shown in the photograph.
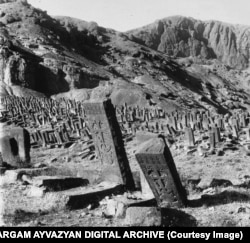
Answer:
[83,99,135,190]
[135,136,187,208]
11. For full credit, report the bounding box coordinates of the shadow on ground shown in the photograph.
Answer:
[161,208,198,227]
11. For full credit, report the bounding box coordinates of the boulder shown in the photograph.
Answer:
[124,207,161,226]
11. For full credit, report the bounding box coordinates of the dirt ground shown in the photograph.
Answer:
[1,128,250,227]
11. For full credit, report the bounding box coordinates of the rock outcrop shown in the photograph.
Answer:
[0,0,111,95]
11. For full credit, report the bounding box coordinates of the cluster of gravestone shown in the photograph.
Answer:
[2,95,249,146]
[0,96,92,150]
[181,111,250,156]
[116,103,250,156]
[116,104,249,138]
[0,95,250,225]
[115,104,166,136]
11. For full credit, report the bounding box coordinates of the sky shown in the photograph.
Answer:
[27,0,250,31]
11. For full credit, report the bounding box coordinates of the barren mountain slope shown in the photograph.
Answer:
[0,1,249,114]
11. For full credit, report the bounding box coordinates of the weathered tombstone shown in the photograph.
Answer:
[36,130,43,145]
[212,126,221,144]
[217,118,224,131]
[83,99,135,190]
[182,115,188,128]
[232,125,239,140]
[246,128,250,141]
[41,131,47,147]
[241,116,246,128]
[0,127,30,168]
[209,131,216,149]
[185,127,195,147]
[135,137,187,208]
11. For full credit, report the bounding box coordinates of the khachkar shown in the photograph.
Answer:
[135,136,187,208]
[83,99,135,190]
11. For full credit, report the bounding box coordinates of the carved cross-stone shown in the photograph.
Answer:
[83,99,135,190]
[135,136,187,208]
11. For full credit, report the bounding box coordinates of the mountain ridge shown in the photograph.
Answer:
[127,15,250,69]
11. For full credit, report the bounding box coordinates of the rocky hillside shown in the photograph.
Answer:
[0,0,249,114]
[127,16,250,70]
[0,0,113,95]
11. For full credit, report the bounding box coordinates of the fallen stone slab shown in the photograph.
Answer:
[0,167,54,185]
[186,148,197,154]
[187,178,201,186]
[126,198,157,207]
[197,178,233,190]
[5,182,125,213]
[15,167,54,177]
[26,185,47,198]
[210,179,233,188]
[124,135,134,143]
[46,182,125,210]
[103,194,157,219]
[31,176,89,191]
[197,178,213,190]
[201,190,250,206]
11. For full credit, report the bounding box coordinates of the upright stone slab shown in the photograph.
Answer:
[83,99,135,189]
[246,128,250,141]
[209,131,216,149]
[135,137,187,208]
[185,127,195,147]
[0,127,30,168]
[212,126,221,144]
[232,125,239,140]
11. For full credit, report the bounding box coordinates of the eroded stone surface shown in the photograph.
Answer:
[136,137,187,208]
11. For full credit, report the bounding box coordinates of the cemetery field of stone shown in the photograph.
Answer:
[1,0,250,228]
[1,95,250,227]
